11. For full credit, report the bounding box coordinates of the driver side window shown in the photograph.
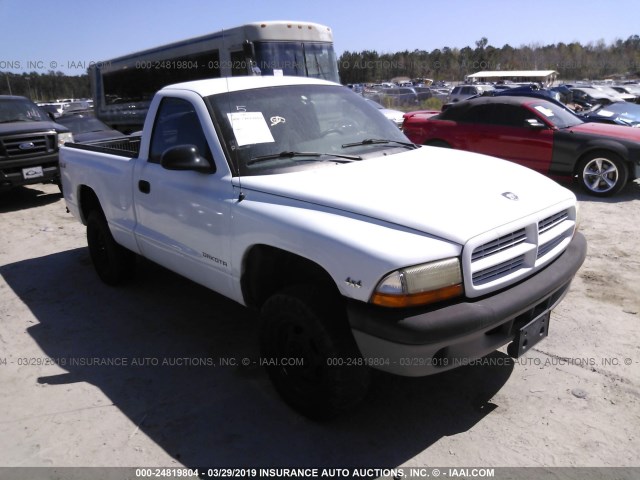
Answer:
[149,97,213,165]
[490,105,532,127]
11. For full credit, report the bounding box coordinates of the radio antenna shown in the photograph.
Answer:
[222,28,245,202]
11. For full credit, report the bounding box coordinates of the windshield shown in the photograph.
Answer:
[621,85,640,95]
[253,41,339,83]
[591,103,640,126]
[56,114,112,134]
[594,86,624,97]
[0,97,49,123]
[207,84,412,176]
[527,101,584,129]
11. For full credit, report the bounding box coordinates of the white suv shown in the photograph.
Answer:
[447,84,495,103]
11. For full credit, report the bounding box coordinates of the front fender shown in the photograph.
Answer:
[230,189,461,303]
[552,131,630,176]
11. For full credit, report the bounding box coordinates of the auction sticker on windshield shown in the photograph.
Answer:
[596,109,615,118]
[534,105,555,117]
[227,112,275,146]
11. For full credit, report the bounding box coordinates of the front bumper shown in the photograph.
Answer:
[347,232,587,376]
[0,152,60,190]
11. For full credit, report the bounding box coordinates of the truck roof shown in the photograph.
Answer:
[161,76,339,97]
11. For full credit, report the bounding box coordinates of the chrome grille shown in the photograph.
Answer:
[473,255,526,285]
[1,133,56,158]
[539,210,569,234]
[465,208,574,297]
[471,228,526,261]
[538,236,565,259]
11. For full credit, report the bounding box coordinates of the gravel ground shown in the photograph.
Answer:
[0,180,639,477]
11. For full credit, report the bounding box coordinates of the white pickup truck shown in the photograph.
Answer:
[61,76,587,419]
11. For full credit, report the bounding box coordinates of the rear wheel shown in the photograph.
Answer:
[577,151,628,197]
[260,285,371,420]
[87,211,136,285]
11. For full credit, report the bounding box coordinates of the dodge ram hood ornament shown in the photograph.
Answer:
[502,192,519,201]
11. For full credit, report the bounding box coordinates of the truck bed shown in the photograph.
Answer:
[64,135,141,158]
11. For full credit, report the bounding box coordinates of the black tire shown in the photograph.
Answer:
[260,285,371,420]
[577,151,629,197]
[425,140,451,148]
[86,211,136,285]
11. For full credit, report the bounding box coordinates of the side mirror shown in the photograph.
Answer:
[525,118,547,129]
[161,145,215,173]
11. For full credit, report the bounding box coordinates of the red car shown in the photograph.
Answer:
[402,96,640,196]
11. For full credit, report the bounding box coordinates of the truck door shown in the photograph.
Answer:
[132,96,236,299]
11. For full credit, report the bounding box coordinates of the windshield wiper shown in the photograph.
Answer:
[247,151,362,166]
[341,138,418,149]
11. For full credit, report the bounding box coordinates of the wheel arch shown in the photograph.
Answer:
[78,185,104,225]
[573,142,631,177]
[240,244,340,310]
[575,147,630,196]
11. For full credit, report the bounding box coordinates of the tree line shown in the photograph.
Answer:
[338,35,640,84]
[0,71,90,101]
[2,35,639,100]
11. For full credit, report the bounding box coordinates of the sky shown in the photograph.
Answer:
[1,0,638,76]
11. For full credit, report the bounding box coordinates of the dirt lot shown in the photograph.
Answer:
[0,180,639,475]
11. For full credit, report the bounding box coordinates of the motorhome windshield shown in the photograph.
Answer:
[253,42,339,83]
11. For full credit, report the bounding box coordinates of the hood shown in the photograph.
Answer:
[237,147,575,245]
[0,120,70,135]
[569,121,640,141]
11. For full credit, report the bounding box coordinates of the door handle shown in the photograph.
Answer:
[138,180,151,194]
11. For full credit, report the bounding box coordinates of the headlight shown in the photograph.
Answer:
[58,132,74,146]
[370,257,463,308]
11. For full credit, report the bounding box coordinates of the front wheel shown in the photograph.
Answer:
[577,151,628,197]
[86,211,136,285]
[260,285,371,420]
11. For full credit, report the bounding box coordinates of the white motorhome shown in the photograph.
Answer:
[91,21,339,132]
